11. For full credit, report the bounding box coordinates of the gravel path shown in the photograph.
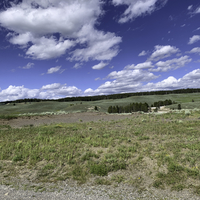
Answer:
[1,181,200,200]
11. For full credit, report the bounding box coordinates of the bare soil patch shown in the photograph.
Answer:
[0,112,134,128]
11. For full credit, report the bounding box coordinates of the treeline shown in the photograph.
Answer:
[1,88,200,104]
[151,99,173,107]
[108,102,149,113]
[107,99,173,114]
[0,98,47,105]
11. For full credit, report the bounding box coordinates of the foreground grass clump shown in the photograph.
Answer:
[1,111,200,195]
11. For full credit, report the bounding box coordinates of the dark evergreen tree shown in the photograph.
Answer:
[112,106,117,113]
[116,105,119,113]
[141,104,148,112]
[135,103,139,112]
[132,103,136,112]
[108,106,113,113]
[154,102,158,107]
[159,101,164,106]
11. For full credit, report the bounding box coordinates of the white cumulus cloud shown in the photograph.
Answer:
[148,45,180,61]
[188,47,200,54]
[26,37,75,60]
[188,35,200,45]
[70,25,122,61]
[92,62,108,70]
[0,0,121,61]
[125,61,154,70]
[0,83,82,102]
[9,32,33,46]
[0,85,40,102]
[41,83,62,90]
[84,68,200,96]
[150,56,192,72]
[84,68,158,95]
[144,69,200,91]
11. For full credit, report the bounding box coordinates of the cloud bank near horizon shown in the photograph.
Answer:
[1,68,200,102]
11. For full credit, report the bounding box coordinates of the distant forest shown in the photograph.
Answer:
[1,88,200,104]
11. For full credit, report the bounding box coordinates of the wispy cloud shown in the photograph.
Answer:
[138,50,148,56]
[47,66,62,74]
[112,0,168,23]
[19,62,34,69]
[73,63,83,69]
[188,5,193,10]
[194,6,200,14]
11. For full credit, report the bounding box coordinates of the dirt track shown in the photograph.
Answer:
[0,112,135,128]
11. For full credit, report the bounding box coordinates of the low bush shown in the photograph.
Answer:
[90,163,109,176]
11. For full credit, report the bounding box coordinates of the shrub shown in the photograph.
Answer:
[185,109,191,116]
[112,162,126,171]
[168,163,184,173]
[154,108,158,112]
[90,163,109,176]
[12,154,23,162]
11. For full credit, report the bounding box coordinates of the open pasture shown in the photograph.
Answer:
[1,92,200,198]
[1,92,200,116]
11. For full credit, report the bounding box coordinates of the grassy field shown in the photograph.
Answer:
[1,92,200,115]
[0,93,200,195]
[1,110,200,195]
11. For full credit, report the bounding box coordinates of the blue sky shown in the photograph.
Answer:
[0,0,200,102]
